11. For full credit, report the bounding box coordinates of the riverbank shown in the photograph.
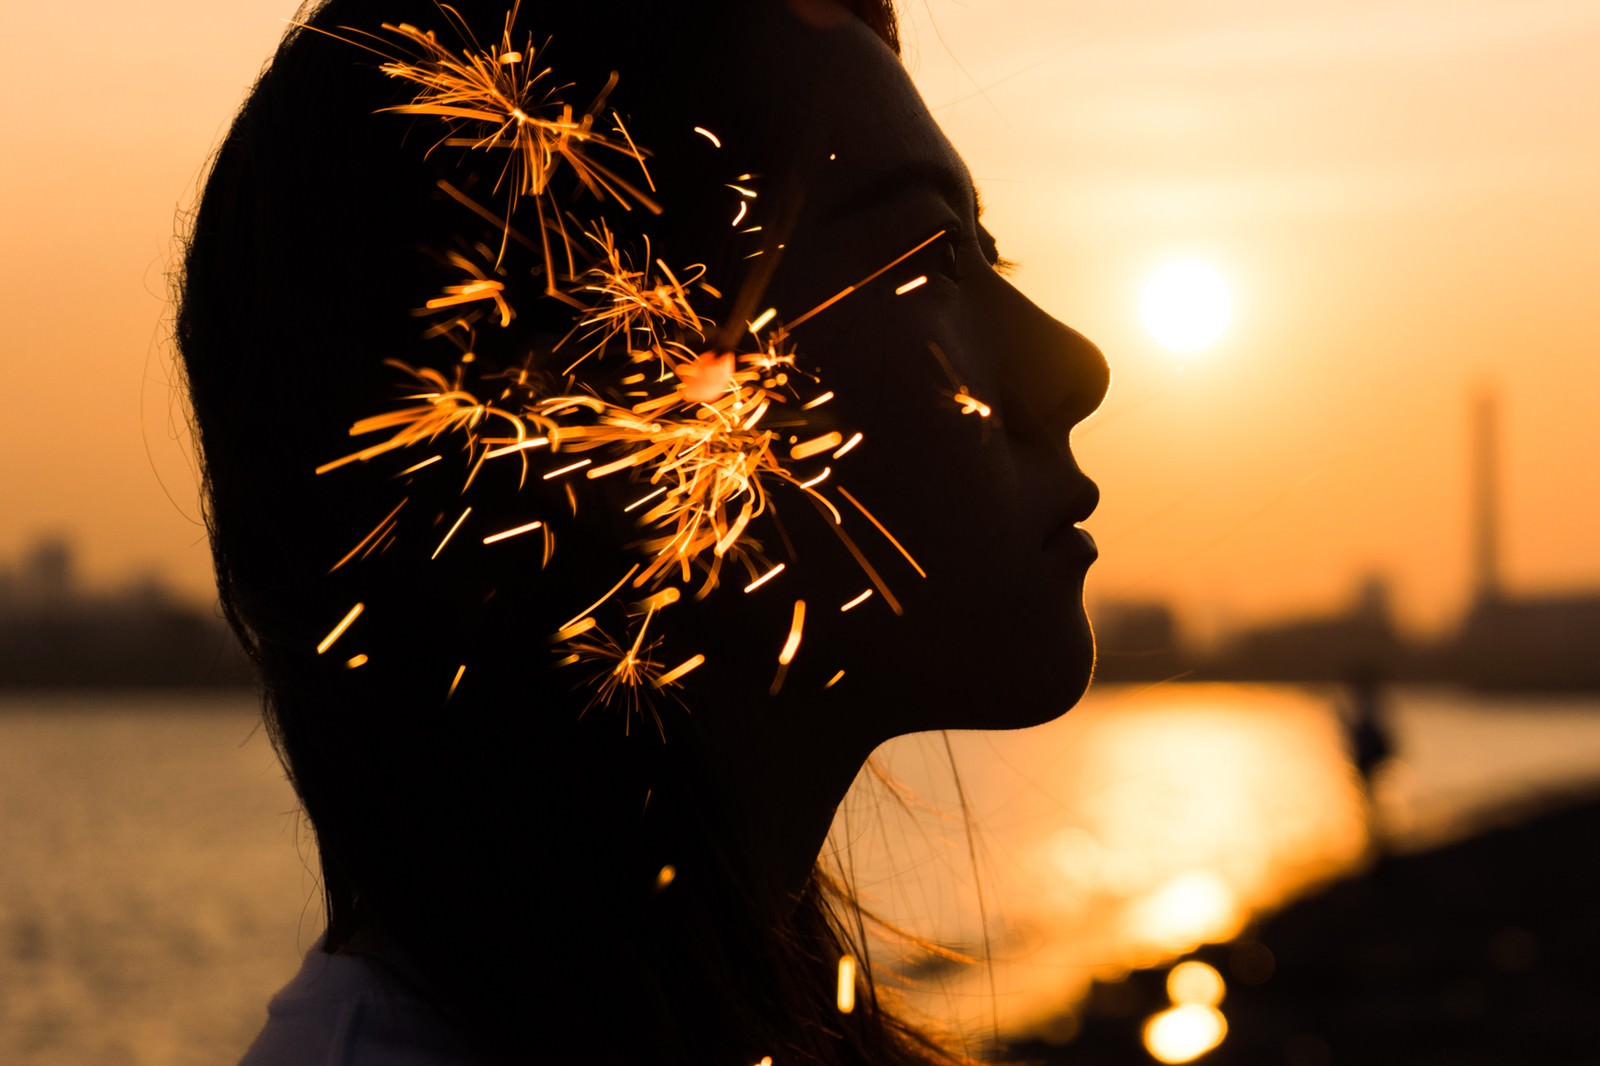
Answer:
[1015,787,1600,1065]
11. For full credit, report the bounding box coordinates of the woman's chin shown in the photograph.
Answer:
[882,606,1096,735]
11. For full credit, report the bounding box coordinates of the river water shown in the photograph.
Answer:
[4,683,1599,1064]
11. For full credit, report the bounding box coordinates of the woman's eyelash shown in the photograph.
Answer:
[898,227,1015,287]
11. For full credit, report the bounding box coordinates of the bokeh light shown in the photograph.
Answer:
[1167,960,1226,1007]
[1142,1003,1228,1064]
[1126,869,1243,954]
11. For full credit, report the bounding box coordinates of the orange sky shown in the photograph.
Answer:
[3,0,1598,640]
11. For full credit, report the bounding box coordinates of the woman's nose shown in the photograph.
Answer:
[988,276,1110,453]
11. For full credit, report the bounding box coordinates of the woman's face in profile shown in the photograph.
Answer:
[715,3,1110,740]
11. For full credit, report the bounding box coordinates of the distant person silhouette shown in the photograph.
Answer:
[1343,668,1395,792]
[1341,667,1397,856]
[177,1,1108,1063]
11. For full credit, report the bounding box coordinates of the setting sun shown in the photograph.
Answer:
[1141,262,1232,352]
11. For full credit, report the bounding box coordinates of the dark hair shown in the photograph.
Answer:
[178,1,968,1064]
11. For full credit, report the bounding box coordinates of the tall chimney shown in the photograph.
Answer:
[1471,388,1501,606]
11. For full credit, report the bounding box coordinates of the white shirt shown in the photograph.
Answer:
[237,941,486,1066]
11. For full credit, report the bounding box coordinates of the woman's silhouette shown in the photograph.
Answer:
[178,1,1108,1063]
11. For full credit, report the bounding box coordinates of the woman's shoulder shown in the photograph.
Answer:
[237,939,487,1066]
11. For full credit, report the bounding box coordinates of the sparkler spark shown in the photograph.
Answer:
[361,5,661,278]
[542,458,592,479]
[837,955,858,1013]
[426,250,513,326]
[791,433,842,461]
[743,563,785,593]
[778,600,806,666]
[656,653,705,686]
[953,388,992,418]
[317,362,536,475]
[432,506,473,559]
[747,307,777,334]
[482,518,543,544]
[837,487,925,578]
[399,454,443,474]
[839,589,872,612]
[317,603,365,655]
[557,619,679,728]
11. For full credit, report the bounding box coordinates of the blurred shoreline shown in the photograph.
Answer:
[1017,784,1600,1065]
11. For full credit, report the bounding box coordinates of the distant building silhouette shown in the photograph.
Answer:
[1435,386,1600,690]
[1174,385,1600,690]
[0,535,76,617]
[1091,600,1190,682]
[1201,574,1407,683]
[0,535,252,690]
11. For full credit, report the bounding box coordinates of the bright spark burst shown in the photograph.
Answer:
[316,362,537,475]
[312,13,976,716]
[352,4,661,281]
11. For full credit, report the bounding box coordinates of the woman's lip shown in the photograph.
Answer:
[1044,522,1098,562]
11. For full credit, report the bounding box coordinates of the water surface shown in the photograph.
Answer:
[5,683,1599,1063]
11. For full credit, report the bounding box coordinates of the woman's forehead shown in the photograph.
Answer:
[740,8,975,222]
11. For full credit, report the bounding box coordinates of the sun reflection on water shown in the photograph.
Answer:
[835,683,1372,1040]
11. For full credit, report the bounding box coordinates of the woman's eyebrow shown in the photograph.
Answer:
[817,160,974,227]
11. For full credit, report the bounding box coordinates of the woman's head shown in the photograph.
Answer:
[179,0,1104,1060]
